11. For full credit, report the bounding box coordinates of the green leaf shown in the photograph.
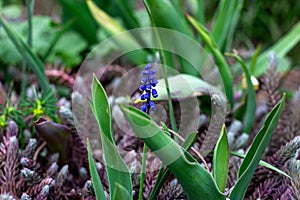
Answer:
[91,75,132,199]
[230,151,290,179]
[58,0,98,44]
[212,0,243,52]
[113,182,132,200]
[253,21,300,76]
[114,0,140,29]
[149,131,198,200]
[87,138,106,200]
[143,0,193,37]
[0,14,51,94]
[229,95,285,200]
[143,0,199,76]
[226,53,256,134]
[135,74,222,103]
[120,105,226,200]
[86,0,147,65]
[187,15,234,108]
[213,124,229,192]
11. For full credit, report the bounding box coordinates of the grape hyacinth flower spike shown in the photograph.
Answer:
[140,64,158,113]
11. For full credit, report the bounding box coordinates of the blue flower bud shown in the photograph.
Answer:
[141,77,147,83]
[152,89,158,98]
[151,106,157,111]
[149,75,154,80]
[141,105,147,112]
[142,70,149,75]
[150,70,156,75]
[151,79,158,87]
[149,101,154,107]
[146,84,152,91]
[145,64,152,70]
[139,85,146,91]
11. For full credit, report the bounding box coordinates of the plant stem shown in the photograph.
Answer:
[138,143,148,200]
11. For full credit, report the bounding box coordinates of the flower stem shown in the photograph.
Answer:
[138,143,148,200]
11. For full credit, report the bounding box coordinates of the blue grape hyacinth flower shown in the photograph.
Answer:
[140,63,158,113]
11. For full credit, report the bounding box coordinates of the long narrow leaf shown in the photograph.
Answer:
[187,15,234,107]
[226,53,256,134]
[229,95,285,200]
[91,75,132,199]
[213,124,229,192]
[87,138,106,200]
[212,0,240,51]
[143,0,199,76]
[121,105,225,200]
[86,0,147,65]
[0,14,51,93]
[230,151,290,179]
[253,21,300,76]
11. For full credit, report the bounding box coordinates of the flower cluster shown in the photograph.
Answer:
[139,64,158,113]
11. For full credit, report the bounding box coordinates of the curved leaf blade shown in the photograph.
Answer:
[120,105,226,200]
[87,138,106,200]
[230,151,290,179]
[113,182,132,200]
[226,53,256,134]
[213,124,229,192]
[91,75,132,199]
[229,95,285,200]
[187,15,234,107]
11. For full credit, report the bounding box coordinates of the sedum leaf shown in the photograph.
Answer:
[213,124,229,192]
[91,75,132,199]
[120,105,226,200]
[229,95,285,200]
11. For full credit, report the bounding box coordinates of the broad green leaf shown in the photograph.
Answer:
[229,95,285,200]
[213,125,229,192]
[121,105,226,200]
[187,15,234,108]
[230,151,290,179]
[226,53,256,134]
[113,182,132,200]
[212,0,243,52]
[149,131,198,200]
[0,14,51,93]
[135,74,222,103]
[87,138,106,200]
[91,75,132,199]
[253,21,300,76]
